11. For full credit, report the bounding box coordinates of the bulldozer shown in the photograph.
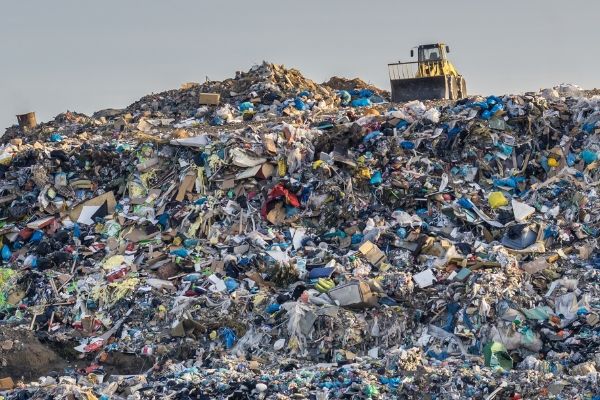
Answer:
[388,43,467,102]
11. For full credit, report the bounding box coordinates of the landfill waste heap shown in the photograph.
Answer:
[0,62,599,399]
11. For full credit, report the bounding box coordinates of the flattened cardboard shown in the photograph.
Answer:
[0,377,15,390]
[263,136,277,154]
[235,163,274,180]
[230,148,267,167]
[122,226,161,243]
[221,179,235,190]
[327,281,377,309]
[78,205,101,225]
[176,172,196,202]
[199,93,220,105]
[69,191,116,222]
[26,216,55,230]
[358,241,387,266]
[170,135,210,147]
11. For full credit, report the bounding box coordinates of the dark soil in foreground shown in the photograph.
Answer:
[0,326,152,382]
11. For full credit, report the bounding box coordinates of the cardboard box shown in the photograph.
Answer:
[327,281,377,309]
[199,93,220,105]
[181,82,199,90]
[358,241,387,266]
[0,376,15,390]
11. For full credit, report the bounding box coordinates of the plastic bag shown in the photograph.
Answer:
[1,245,11,261]
[581,149,598,164]
[338,90,351,106]
[488,191,508,208]
[294,97,306,111]
[423,108,440,123]
[351,98,371,107]
[238,102,254,112]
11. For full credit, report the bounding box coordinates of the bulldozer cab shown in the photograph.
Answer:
[414,43,458,78]
[388,43,467,102]
[416,44,446,63]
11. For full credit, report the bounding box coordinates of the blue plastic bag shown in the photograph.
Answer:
[218,327,236,349]
[457,198,473,209]
[581,122,595,133]
[359,89,374,98]
[30,230,44,244]
[581,149,598,164]
[395,120,409,129]
[396,227,407,239]
[351,233,364,245]
[497,143,513,156]
[224,278,239,292]
[211,116,224,126]
[370,95,385,104]
[73,223,81,239]
[351,98,371,107]
[486,95,503,105]
[363,130,382,142]
[157,213,170,230]
[239,102,254,112]
[370,171,383,185]
[49,133,63,142]
[493,176,524,188]
[469,101,488,109]
[294,97,306,111]
[1,245,11,261]
[266,303,281,313]
[170,248,189,258]
[400,141,415,150]
[489,103,504,114]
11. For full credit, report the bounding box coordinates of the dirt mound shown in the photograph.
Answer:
[0,326,151,382]
[0,326,67,381]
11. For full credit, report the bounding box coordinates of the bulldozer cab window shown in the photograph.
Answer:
[420,47,442,62]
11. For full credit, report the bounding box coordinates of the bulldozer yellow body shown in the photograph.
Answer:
[388,43,467,102]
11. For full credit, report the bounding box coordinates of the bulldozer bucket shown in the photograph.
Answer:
[390,75,467,103]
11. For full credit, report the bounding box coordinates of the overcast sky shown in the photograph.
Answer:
[1,0,598,130]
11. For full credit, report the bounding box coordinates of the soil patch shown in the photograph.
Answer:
[0,326,153,382]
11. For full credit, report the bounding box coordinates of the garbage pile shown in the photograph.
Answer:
[322,76,389,99]
[1,63,599,399]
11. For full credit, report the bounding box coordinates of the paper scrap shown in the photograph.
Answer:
[413,269,436,288]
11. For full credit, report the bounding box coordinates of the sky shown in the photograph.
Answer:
[1,0,598,131]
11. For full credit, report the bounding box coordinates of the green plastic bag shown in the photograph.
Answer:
[483,341,513,370]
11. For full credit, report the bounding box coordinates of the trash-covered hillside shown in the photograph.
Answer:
[0,63,599,399]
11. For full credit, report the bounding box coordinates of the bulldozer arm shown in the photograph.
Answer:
[416,60,459,78]
[390,75,467,102]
